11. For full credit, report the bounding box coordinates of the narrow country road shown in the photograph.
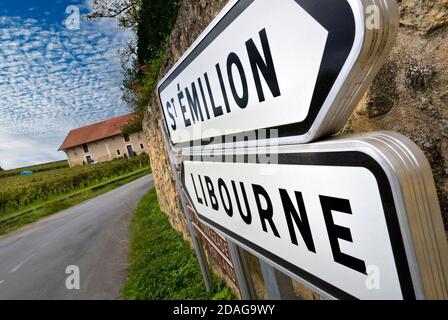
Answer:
[0,174,154,300]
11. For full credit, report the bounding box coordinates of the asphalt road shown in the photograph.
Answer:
[0,174,154,300]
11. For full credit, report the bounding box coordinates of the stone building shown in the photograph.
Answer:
[59,113,148,167]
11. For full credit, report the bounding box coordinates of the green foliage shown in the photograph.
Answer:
[86,0,141,31]
[122,117,143,134]
[138,50,166,112]
[88,0,181,132]
[122,48,166,131]
[122,0,180,117]
[0,154,149,216]
[123,189,236,300]
[211,278,237,300]
[137,0,180,64]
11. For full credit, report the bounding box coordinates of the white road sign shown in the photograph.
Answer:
[158,0,398,148]
[181,132,448,299]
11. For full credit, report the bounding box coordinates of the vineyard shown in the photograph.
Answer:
[0,154,150,216]
[0,160,69,179]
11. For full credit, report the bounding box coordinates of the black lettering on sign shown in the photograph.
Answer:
[177,84,191,127]
[227,52,249,109]
[279,189,316,253]
[190,174,371,269]
[166,100,176,130]
[204,72,223,118]
[218,178,233,217]
[232,180,252,224]
[185,82,204,123]
[162,28,283,136]
[171,98,177,117]
[246,28,281,102]
[205,176,219,211]
[198,175,208,207]
[252,184,280,238]
[197,77,211,120]
[320,195,367,275]
[191,174,203,205]
[215,63,231,113]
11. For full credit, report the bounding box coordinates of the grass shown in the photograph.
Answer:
[123,189,235,300]
[0,168,150,236]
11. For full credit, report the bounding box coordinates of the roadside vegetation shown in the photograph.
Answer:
[123,189,235,300]
[0,154,150,235]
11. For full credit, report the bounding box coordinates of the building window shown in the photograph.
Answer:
[82,143,89,153]
[117,150,120,156]
[140,143,144,150]
[85,155,93,164]
[123,134,130,142]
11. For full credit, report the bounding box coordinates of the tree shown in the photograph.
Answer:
[136,0,180,64]
[87,0,141,67]
[86,0,141,32]
[87,0,181,125]
[0,166,4,171]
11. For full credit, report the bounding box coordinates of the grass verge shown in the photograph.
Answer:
[123,188,235,300]
[0,168,150,236]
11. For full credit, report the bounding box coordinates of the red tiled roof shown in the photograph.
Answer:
[59,113,138,151]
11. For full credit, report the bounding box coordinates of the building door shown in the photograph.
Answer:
[126,145,134,158]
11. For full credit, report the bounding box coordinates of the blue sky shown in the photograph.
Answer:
[0,0,132,169]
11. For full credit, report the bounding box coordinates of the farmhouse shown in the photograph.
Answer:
[59,113,148,167]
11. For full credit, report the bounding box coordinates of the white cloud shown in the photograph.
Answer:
[0,12,134,169]
[0,133,66,170]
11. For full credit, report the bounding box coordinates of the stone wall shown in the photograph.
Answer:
[143,0,227,242]
[143,0,448,299]
[347,0,448,230]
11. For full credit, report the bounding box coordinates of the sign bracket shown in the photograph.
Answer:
[227,241,257,299]
[259,259,297,300]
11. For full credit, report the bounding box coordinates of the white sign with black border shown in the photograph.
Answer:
[158,0,398,149]
[181,132,448,300]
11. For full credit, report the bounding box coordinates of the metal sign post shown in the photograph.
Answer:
[226,240,256,299]
[259,259,296,300]
[160,120,256,299]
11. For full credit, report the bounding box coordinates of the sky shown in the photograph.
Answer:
[0,0,133,169]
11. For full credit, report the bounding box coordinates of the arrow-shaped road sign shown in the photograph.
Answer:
[158,0,398,149]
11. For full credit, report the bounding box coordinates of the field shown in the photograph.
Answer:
[0,160,69,179]
[0,154,150,217]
